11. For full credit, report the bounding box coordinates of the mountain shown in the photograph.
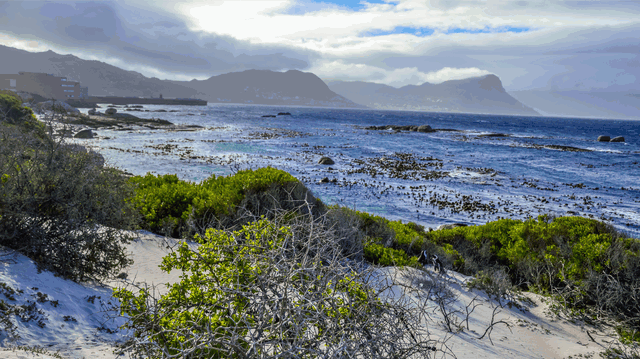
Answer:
[0,45,363,108]
[172,69,364,108]
[327,75,539,116]
[0,45,203,98]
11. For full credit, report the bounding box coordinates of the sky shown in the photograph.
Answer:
[0,0,639,91]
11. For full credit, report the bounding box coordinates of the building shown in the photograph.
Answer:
[0,72,87,100]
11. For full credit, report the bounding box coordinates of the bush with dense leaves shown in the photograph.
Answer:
[0,91,45,136]
[114,215,436,358]
[0,102,136,282]
[128,168,319,238]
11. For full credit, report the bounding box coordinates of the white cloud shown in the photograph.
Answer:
[312,60,490,87]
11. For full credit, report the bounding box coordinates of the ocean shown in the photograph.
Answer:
[72,104,640,237]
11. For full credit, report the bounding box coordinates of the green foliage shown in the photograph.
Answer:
[114,218,403,358]
[129,167,299,237]
[421,214,640,336]
[363,242,418,267]
[616,326,640,345]
[387,220,423,252]
[0,123,136,281]
[0,91,44,136]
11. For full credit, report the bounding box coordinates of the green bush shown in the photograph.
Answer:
[423,215,640,335]
[0,122,136,281]
[129,167,302,238]
[0,91,45,136]
[114,216,434,358]
[363,242,418,267]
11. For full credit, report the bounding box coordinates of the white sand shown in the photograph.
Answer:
[0,230,628,358]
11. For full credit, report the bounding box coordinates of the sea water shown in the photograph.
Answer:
[71,104,640,237]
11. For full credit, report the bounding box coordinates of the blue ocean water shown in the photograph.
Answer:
[74,104,640,237]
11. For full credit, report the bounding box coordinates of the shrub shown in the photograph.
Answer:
[363,242,418,267]
[128,168,317,238]
[0,121,136,281]
[425,215,640,335]
[0,91,45,136]
[114,214,436,358]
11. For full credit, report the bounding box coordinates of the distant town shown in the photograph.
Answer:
[1,71,207,106]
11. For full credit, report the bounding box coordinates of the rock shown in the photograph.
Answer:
[417,125,435,133]
[597,135,610,142]
[88,108,97,115]
[105,108,117,115]
[610,136,625,143]
[330,178,337,183]
[278,112,292,116]
[478,133,509,138]
[436,223,467,231]
[262,115,276,118]
[33,100,80,114]
[320,177,330,183]
[73,129,94,139]
[155,109,167,112]
[318,156,335,165]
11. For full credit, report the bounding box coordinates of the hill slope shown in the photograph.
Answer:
[0,45,203,98]
[328,75,539,116]
[173,69,364,108]
[0,45,362,108]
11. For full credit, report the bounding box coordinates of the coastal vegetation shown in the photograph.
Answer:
[1,92,638,356]
[0,91,136,281]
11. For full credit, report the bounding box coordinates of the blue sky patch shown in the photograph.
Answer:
[446,26,531,34]
[321,0,390,11]
[362,26,435,37]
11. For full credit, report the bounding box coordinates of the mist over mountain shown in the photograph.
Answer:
[327,75,540,116]
[511,90,640,120]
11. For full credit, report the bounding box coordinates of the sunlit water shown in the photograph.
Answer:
[71,104,640,237]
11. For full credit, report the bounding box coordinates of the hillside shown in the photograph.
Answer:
[172,69,365,108]
[328,75,540,116]
[0,45,362,108]
[0,45,203,98]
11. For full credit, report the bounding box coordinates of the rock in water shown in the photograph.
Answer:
[105,108,117,115]
[319,177,330,183]
[278,112,292,116]
[610,136,625,142]
[318,156,335,165]
[88,108,97,115]
[417,125,435,133]
[74,129,94,139]
[597,135,610,142]
[436,223,467,231]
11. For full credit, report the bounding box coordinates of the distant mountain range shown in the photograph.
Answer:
[0,45,361,108]
[0,45,202,99]
[327,75,539,116]
[170,69,363,108]
[6,44,637,118]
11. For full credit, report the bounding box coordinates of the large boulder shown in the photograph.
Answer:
[318,156,335,165]
[610,136,625,143]
[33,100,80,114]
[597,135,610,142]
[105,108,117,115]
[436,223,467,231]
[74,129,94,139]
[417,125,435,133]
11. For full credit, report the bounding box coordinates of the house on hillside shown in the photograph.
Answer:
[0,72,88,100]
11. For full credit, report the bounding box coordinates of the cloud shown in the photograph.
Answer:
[312,60,490,87]
[1,0,639,92]
[0,1,314,80]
